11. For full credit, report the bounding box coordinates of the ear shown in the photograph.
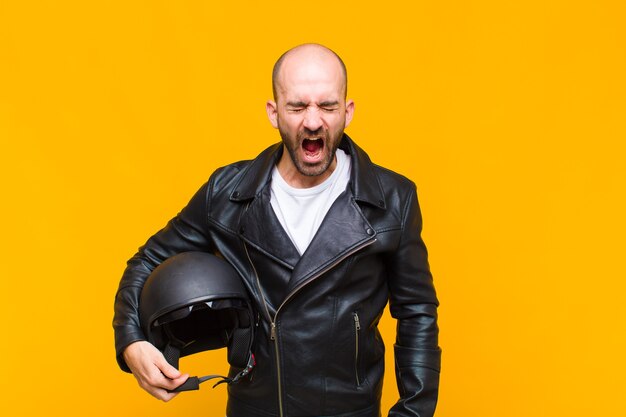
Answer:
[266,100,278,129]
[344,99,355,128]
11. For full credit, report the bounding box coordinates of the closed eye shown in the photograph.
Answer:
[286,102,306,113]
[319,101,339,112]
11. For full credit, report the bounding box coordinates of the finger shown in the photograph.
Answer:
[153,377,189,399]
[146,385,179,402]
[160,373,190,391]
[156,386,180,402]
[138,371,185,399]
[160,391,178,402]
[152,362,189,390]
[145,363,188,391]
[154,354,183,380]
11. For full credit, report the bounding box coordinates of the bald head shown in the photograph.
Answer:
[272,44,348,102]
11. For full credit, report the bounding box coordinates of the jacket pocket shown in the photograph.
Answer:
[353,311,363,387]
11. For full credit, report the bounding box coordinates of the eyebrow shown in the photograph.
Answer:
[285,100,340,107]
[286,101,307,107]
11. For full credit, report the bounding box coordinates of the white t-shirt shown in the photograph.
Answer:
[270,149,351,255]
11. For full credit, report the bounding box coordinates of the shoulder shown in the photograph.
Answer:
[205,159,256,206]
[204,142,281,207]
[209,159,252,187]
[372,163,417,192]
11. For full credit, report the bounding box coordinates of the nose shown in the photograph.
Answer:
[302,107,323,132]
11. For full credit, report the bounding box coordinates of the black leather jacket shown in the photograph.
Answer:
[113,135,441,417]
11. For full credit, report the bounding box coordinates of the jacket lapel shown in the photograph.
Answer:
[229,142,299,267]
[239,186,301,270]
[286,189,376,295]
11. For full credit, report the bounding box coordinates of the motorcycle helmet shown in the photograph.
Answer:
[140,251,255,392]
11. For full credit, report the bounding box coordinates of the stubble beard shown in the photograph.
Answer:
[279,127,344,177]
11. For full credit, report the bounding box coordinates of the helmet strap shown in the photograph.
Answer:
[167,353,256,393]
[162,343,181,370]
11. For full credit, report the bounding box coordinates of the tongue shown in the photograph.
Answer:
[303,139,323,153]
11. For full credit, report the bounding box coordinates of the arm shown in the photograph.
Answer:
[112,179,216,397]
[387,185,441,417]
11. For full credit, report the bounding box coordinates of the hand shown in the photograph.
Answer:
[123,340,189,401]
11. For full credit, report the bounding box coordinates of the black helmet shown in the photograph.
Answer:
[140,251,255,392]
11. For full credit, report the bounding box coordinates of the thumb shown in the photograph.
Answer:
[154,354,183,380]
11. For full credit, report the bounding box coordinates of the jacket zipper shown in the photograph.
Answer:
[244,237,376,417]
[244,242,285,417]
[353,312,361,387]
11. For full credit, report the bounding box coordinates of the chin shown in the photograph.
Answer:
[296,158,334,177]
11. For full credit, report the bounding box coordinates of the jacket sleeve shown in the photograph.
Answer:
[112,179,216,372]
[386,185,441,417]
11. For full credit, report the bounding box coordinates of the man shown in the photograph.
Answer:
[114,43,441,417]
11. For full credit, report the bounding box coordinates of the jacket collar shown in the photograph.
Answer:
[229,134,386,210]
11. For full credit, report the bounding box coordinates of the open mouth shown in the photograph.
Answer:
[302,138,324,157]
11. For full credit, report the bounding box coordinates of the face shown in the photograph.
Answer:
[267,50,354,183]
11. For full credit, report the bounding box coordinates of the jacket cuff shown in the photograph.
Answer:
[394,344,441,372]
[114,327,146,373]
[389,344,441,417]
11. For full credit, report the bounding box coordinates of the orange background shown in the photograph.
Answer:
[1,1,625,416]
